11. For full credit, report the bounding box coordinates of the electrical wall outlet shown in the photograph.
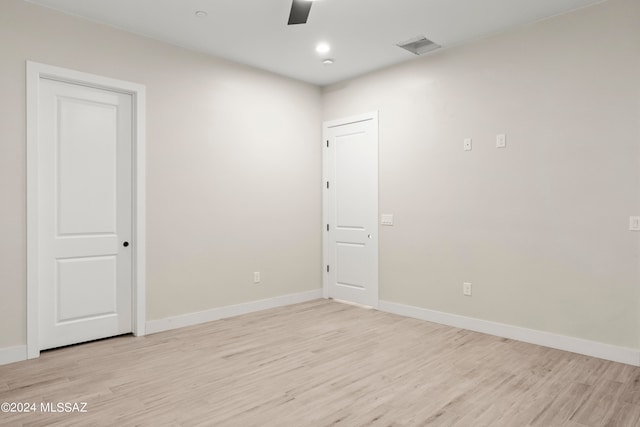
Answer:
[496,134,506,148]
[253,272,261,284]
[630,217,640,231]
[463,138,472,151]
[463,282,472,296]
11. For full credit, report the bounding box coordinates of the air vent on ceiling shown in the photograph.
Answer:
[397,36,441,55]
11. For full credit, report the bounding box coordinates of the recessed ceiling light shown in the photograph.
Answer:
[322,58,334,65]
[195,10,208,18]
[315,43,330,54]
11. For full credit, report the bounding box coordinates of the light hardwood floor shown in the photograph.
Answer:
[1,299,640,426]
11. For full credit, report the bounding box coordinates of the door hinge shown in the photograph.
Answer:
[326,140,329,148]
[326,224,329,231]
[326,265,330,273]
[326,181,330,189]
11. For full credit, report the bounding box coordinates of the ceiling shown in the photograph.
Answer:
[24,0,604,86]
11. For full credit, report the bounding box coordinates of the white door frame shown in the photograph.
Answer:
[322,111,379,306]
[26,61,146,359]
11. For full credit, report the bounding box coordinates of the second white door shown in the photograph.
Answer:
[324,112,379,307]
[37,77,133,350]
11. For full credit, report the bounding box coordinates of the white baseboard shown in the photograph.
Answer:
[7,294,635,367]
[378,300,640,367]
[0,345,27,366]
[146,289,323,335]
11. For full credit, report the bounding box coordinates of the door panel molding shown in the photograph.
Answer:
[26,61,146,359]
[322,111,379,307]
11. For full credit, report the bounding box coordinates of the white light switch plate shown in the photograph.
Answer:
[463,282,472,296]
[463,138,472,151]
[496,134,506,148]
[629,216,640,231]
[381,214,394,226]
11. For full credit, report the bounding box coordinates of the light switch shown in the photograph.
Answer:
[463,138,472,151]
[381,214,394,226]
[463,282,472,296]
[496,134,506,148]
[629,216,640,231]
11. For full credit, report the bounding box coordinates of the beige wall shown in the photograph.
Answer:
[2,0,639,352]
[323,0,640,348]
[0,0,322,348]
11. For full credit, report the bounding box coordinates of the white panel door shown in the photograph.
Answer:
[324,113,378,307]
[38,78,132,350]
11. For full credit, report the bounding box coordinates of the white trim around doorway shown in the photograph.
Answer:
[26,61,146,360]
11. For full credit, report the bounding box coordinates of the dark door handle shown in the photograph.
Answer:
[123,241,129,247]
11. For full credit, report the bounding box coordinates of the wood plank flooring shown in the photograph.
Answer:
[1,299,640,426]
